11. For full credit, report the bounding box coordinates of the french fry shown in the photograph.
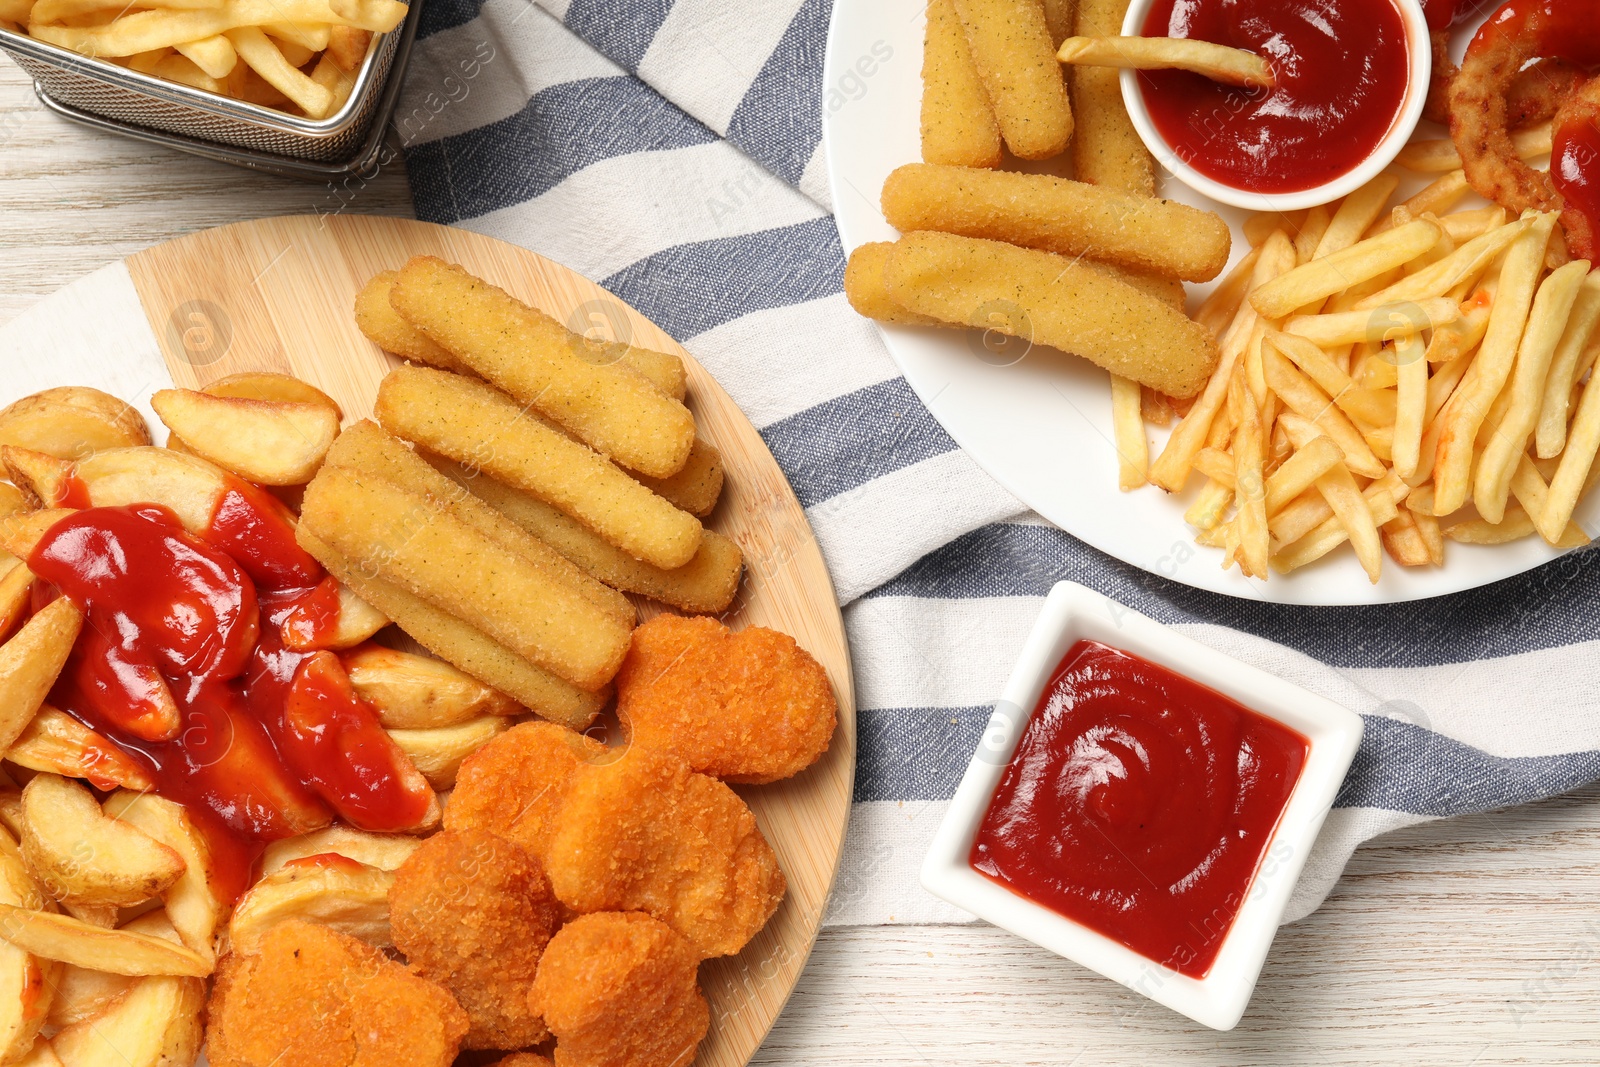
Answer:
[881,164,1231,282]
[389,257,695,478]
[1284,298,1460,346]
[1535,271,1600,458]
[0,829,51,1064]
[1195,247,1259,336]
[374,366,701,570]
[1309,173,1400,263]
[1056,35,1274,87]
[1184,479,1234,531]
[387,716,508,790]
[299,465,632,691]
[0,600,82,755]
[920,0,1002,169]
[1250,219,1443,320]
[1294,203,1332,265]
[1272,475,1400,577]
[30,0,405,54]
[1391,334,1428,480]
[325,22,369,67]
[257,825,421,877]
[1243,211,1304,249]
[228,859,395,954]
[0,907,208,976]
[1425,288,1493,366]
[1539,335,1600,543]
[1355,216,1531,310]
[1434,212,1559,515]
[951,0,1072,159]
[1,447,70,509]
[296,529,607,729]
[1381,506,1432,567]
[101,793,223,964]
[280,580,389,651]
[0,565,32,652]
[1192,447,1235,487]
[309,51,358,117]
[0,510,75,561]
[1475,259,1589,521]
[1232,382,1268,578]
[225,27,332,117]
[1446,503,1586,546]
[1262,347,1386,477]
[6,708,153,791]
[1069,0,1153,194]
[1264,332,1350,397]
[1440,206,1508,242]
[1111,374,1147,490]
[1509,455,1590,545]
[1396,121,1552,173]
[1265,435,1342,514]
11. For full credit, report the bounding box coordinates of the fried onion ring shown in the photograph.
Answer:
[1552,77,1600,259]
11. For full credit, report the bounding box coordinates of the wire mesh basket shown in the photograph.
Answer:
[0,0,421,180]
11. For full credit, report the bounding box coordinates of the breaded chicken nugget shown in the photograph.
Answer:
[489,1055,555,1067]
[617,615,836,784]
[390,829,562,1050]
[546,748,785,958]
[531,913,708,1067]
[207,919,468,1067]
[444,721,606,863]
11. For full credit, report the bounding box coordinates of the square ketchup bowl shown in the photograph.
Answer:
[920,581,1363,1030]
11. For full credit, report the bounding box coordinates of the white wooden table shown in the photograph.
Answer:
[6,52,1600,1067]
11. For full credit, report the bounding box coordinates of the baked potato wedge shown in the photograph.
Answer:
[151,389,339,486]
[19,775,184,908]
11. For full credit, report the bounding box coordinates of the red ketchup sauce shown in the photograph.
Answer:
[28,487,431,899]
[1138,0,1412,194]
[970,640,1308,978]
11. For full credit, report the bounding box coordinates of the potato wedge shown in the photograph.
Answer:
[7,708,154,792]
[202,371,341,417]
[11,1037,61,1066]
[0,907,209,977]
[72,448,225,533]
[150,389,340,486]
[0,512,75,561]
[19,775,184,908]
[47,962,133,1032]
[341,645,518,729]
[50,972,205,1067]
[281,581,389,652]
[100,794,223,965]
[226,858,395,954]
[0,388,149,461]
[257,825,423,878]
[0,601,84,755]
[1,448,72,509]
[388,717,510,790]
[0,830,53,1063]
[0,564,34,646]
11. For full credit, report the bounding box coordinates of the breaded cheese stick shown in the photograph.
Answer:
[296,529,606,730]
[390,257,694,477]
[375,366,703,571]
[952,0,1073,159]
[882,163,1230,281]
[324,420,635,627]
[300,466,633,691]
[844,243,948,326]
[883,232,1219,397]
[1071,0,1154,195]
[627,437,724,518]
[430,455,743,615]
[1043,0,1077,46]
[921,0,1002,168]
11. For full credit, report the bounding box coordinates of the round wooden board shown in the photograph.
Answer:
[121,214,857,1067]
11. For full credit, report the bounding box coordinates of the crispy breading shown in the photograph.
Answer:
[443,721,606,864]
[206,919,468,1067]
[617,615,836,784]
[488,1055,555,1067]
[390,829,562,1050]
[531,913,708,1067]
[545,748,785,958]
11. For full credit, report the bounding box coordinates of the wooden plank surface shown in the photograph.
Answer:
[6,50,1600,1065]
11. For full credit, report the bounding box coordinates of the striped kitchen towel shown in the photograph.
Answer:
[392,0,1600,926]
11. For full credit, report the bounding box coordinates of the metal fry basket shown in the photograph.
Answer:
[0,0,421,180]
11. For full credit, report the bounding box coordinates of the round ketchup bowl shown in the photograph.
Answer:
[1118,0,1432,211]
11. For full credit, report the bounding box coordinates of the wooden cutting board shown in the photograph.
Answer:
[123,214,857,1067]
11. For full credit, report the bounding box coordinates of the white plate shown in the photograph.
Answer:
[822,0,1587,605]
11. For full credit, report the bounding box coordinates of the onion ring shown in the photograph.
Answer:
[1552,78,1600,259]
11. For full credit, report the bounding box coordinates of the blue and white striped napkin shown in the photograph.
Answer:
[393,0,1600,926]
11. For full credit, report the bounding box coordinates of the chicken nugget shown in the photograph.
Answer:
[546,748,785,958]
[488,1055,555,1067]
[390,829,563,1050]
[444,721,606,863]
[531,913,708,1067]
[617,615,836,784]
[207,919,468,1067]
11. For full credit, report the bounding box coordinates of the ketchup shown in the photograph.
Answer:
[970,641,1307,978]
[1138,0,1412,194]
[27,487,432,889]
[1555,123,1600,248]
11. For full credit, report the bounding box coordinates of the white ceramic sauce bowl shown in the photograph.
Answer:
[1116,0,1433,212]
[920,581,1364,1030]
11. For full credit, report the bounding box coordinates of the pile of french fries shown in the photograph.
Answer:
[1136,173,1600,581]
[0,0,408,118]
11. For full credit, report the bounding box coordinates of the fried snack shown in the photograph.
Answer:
[546,748,785,958]
[844,242,947,327]
[257,825,422,878]
[228,856,396,954]
[389,257,695,478]
[531,912,709,1067]
[6,707,153,790]
[19,773,184,908]
[354,271,468,372]
[921,0,1002,168]
[207,920,469,1067]
[951,0,1073,159]
[325,419,634,628]
[375,366,703,570]
[296,529,607,730]
[151,387,340,485]
[0,387,149,459]
[1071,0,1153,194]
[1057,35,1274,87]
[629,437,724,517]
[0,599,83,755]
[51,970,205,1067]
[388,716,508,789]
[28,0,408,56]
[429,457,743,614]
[489,1055,554,1067]
[0,907,210,977]
[300,464,632,691]
[0,831,54,1063]
[203,371,341,416]
[882,232,1220,398]
[1249,218,1444,319]
[443,721,605,864]
[390,829,562,1050]
[101,791,225,963]
[341,643,517,728]
[882,163,1231,282]
[1552,79,1600,260]
[617,615,836,784]
[1042,0,1076,44]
